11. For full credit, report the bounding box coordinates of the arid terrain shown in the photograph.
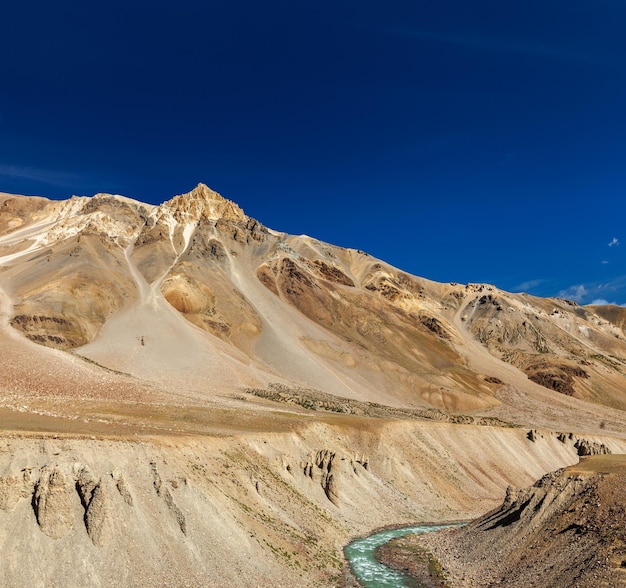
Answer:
[0,185,625,587]
[391,454,626,587]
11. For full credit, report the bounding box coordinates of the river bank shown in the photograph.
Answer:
[344,523,463,587]
[375,536,449,588]
[378,456,626,587]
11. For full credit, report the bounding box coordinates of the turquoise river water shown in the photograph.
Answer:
[344,524,459,588]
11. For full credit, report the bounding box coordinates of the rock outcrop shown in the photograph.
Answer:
[0,462,127,545]
[409,455,626,587]
[573,438,611,456]
[150,461,187,534]
[76,465,115,546]
[33,466,75,539]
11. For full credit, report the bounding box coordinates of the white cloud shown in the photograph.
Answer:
[513,278,542,292]
[0,164,79,188]
[601,260,610,264]
[608,237,619,247]
[558,275,626,306]
[591,298,610,305]
[558,284,588,303]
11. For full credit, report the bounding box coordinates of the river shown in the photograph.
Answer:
[344,524,460,588]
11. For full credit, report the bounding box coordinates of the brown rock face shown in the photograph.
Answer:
[33,467,75,539]
[573,438,611,456]
[526,362,589,396]
[83,481,115,547]
[158,183,247,224]
[0,472,32,512]
[0,193,49,233]
[161,275,215,314]
[76,466,115,546]
[409,455,626,588]
[0,460,135,548]
[315,449,340,506]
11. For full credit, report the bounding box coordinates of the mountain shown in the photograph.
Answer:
[1,184,626,421]
[0,184,625,587]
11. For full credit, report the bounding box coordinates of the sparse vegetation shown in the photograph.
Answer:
[245,383,517,427]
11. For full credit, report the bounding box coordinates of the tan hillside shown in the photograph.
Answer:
[2,185,626,418]
[0,185,625,586]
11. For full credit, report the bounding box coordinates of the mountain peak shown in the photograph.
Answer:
[158,183,247,223]
[188,182,223,200]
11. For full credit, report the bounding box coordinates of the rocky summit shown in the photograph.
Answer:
[0,185,625,587]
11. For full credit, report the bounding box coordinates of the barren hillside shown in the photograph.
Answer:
[0,186,625,587]
[401,454,626,587]
[2,185,626,417]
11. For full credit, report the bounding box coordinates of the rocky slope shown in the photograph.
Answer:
[403,454,626,587]
[0,185,626,586]
[1,185,626,419]
[2,425,625,588]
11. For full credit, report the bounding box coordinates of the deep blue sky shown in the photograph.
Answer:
[1,1,625,304]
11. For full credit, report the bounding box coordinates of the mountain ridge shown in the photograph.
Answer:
[0,185,626,426]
